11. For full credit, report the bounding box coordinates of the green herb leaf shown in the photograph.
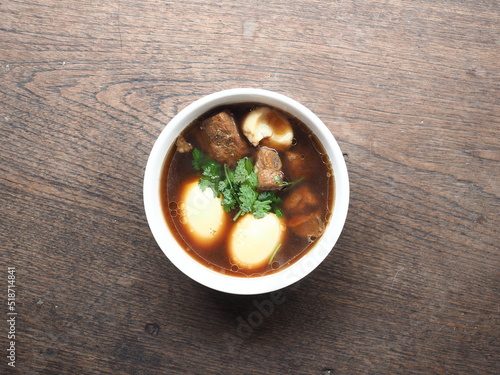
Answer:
[193,148,217,171]
[253,199,272,219]
[192,148,223,196]
[238,185,257,213]
[234,158,250,184]
[192,149,284,220]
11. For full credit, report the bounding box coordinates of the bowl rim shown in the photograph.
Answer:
[143,88,349,295]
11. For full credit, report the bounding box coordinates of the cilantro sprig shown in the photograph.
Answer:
[192,148,283,220]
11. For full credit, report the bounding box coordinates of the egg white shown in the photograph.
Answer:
[179,180,227,248]
[229,213,285,270]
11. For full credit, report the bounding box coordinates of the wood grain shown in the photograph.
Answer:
[1,0,499,374]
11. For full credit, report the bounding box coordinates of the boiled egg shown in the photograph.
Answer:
[242,107,293,151]
[229,213,286,270]
[179,179,227,249]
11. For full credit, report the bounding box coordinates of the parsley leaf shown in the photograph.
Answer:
[238,185,257,213]
[234,157,257,187]
[253,199,272,219]
[192,148,222,197]
[192,149,284,220]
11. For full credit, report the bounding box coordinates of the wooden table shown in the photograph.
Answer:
[1,0,498,374]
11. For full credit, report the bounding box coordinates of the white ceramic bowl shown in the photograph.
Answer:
[144,88,349,295]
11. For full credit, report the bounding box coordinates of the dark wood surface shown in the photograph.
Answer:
[1,0,499,374]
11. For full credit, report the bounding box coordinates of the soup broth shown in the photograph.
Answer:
[160,103,334,277]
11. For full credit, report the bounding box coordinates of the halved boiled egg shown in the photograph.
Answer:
[242,107,293,151]
[229,213,286,270]
[179,179,227,249]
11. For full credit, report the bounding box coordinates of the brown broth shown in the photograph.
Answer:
[160,103,334,277]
